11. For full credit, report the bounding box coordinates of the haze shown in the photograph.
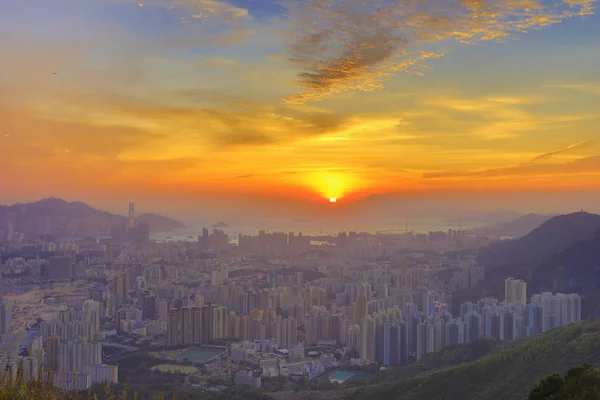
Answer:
[2,0,600,223]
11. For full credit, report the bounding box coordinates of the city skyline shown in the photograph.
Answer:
[2,0,600,214]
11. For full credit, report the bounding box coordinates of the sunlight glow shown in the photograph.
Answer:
[303,172,356,201]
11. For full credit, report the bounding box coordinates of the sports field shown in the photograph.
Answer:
[176,347,224,363]
[151,364,199,374]
[151,347,224,364]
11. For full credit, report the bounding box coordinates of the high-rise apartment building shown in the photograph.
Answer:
[167,305,228,347]
[141,291,157,320]
[47,256,74,281]
[353,294,367,323]
[57,342,102,374]
[505,277,527,304]
[0,298,12,334]
[114,271,129,312]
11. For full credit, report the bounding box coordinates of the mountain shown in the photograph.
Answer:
[451,213,600,312]
[482,211,600,268]
[345,322,600,400]
[136,213,186,233]
[476,213,556,238]
[0,198,185,238]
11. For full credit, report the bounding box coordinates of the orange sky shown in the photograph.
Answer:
[1,0,600,214]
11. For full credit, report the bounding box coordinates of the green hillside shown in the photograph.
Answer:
[345,322,600,400]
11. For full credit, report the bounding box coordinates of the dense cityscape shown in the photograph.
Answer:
[3,0,600,398]
[0,201,585,395]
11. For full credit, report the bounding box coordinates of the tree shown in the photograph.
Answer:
[529,364,600,400]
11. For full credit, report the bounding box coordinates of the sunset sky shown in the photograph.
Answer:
[1,0,600,217]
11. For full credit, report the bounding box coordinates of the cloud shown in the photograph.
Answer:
[278,0,597,104]
[133,0,255,44]
[531,141,593,162]
[139,0,250,22]
[423,156,600,179]
[544,83,600,95]
[235,174,255,179]
[416,95,600,140]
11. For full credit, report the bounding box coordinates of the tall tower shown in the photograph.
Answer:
[128,202,136,230]
[0,298,12,334]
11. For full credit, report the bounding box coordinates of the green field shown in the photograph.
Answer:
[151,364,199,374]
[151,347,224,364]
[176,347,224,363]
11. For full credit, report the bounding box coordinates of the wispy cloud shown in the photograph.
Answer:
[544,83,600,95]
[278,0,597,104]
[140,0,250,22]
[531,140,593,162]
[423,156,600,179]
[135,0,256,44]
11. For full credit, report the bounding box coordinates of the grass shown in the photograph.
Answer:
[150,365,198,375]
[0,371,166,400]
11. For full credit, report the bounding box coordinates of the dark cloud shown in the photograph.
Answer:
[279,0,597,103]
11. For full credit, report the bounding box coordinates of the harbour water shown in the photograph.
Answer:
[150,219,482,243]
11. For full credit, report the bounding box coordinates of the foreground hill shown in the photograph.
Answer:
[0,198,185,237]
[345,322,600,400]
[481,211,600,268]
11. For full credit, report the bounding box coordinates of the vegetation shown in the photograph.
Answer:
[343,322,600,400]
[0,370,154,400]
[0,370,272,400]
[529,364,600,400]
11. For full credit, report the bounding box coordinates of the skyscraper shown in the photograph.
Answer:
[0,298,12,334]
[128,202,135,230]
[353,294,367,323]
[113,271,128,313]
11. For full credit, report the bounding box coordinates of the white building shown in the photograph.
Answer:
[505,278,527,305]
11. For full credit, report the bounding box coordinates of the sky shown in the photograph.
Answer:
[1,0,600,218]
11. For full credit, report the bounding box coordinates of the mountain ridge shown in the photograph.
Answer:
[476,213,556,238]
[481,211,600,268]
[0,197,185,237]
[451,211,600,312]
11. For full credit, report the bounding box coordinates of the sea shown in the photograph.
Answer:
[150,219,484,243]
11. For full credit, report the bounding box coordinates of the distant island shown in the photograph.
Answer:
[0,197,185,238]
[210,221,229,228]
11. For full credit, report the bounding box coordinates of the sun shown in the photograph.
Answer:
[329,197,337,203]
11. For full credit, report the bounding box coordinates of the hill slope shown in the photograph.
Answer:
[346,322,600,400]
[0,198,185,237]
[136,213,186,233]
[482,212,600,268]
[453,215,600,312]
[477,213,556,238]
